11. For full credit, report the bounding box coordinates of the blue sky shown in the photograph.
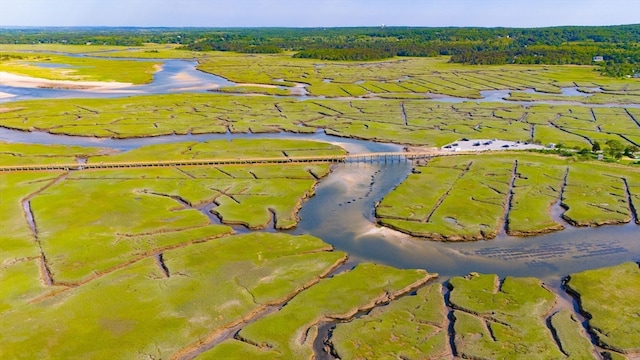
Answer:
[1,0,638,27]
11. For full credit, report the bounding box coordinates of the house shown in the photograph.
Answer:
[593,56,604,62]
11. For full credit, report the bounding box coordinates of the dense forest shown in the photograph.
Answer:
[1,25,639,76]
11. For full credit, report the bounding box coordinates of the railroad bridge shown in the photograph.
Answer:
[0,151,449,172]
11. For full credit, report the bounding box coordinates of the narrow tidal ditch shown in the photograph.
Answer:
[173,257,354,360]
[550,167,571,226]
[2,112,638,297]
[22,200,54,286]
[21,173,69,286]
[442,283,458,358]
[154,253,170,278]
[622,177,639,224]
[502,160,518,235]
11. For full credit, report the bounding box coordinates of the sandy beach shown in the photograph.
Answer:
[0,71,133,90]
[235,83,278,88]
[0,91,17,99]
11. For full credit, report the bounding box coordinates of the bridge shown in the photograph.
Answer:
[0,151,457,172]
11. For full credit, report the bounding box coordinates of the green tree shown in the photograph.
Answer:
[623,145,639,158]
[605,139,625,159]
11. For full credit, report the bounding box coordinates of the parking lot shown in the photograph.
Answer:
[441,138,547,152]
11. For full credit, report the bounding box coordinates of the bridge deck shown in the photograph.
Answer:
[0,151,450,172]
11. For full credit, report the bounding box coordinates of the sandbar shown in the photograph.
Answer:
[235,83,278,88]
[0,71,133,91]
[0,91,17,99]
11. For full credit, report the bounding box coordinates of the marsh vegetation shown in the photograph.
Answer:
[0,34,639,359]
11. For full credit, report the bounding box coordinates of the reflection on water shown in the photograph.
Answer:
[291,161,640,281]
[1,55,638,281]
[2,124,638,280]
[2,57,638,109]
[0,60,235,103]
[0,126,402,153]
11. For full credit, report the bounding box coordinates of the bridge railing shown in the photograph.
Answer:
[0,151,444,172]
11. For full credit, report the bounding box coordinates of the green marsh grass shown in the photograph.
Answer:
[331,283,448,359]
[3,140,342,282]
[0,233,346,359]
[566,262,640,354]
[549,309,597,359]
[0,51,159,84]
[379,155,512,240]
[449,273,563,359]
[378,153,639,240]
[0,171,65,261]
[561,163,632,226]
[203,263,434,359]
[1,93,639,147]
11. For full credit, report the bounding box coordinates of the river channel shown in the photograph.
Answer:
[2,56,640,108]
[1,57,639,285]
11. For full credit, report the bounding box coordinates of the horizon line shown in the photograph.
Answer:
[1,23,639,30]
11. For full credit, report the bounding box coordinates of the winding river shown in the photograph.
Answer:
[3,56,640,108]
[1,58,639,286]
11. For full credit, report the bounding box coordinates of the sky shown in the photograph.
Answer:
[0,0,638,28]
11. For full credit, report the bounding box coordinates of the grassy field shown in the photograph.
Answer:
[0,51,159,84]
[449,273,564,359]
[549,309,597,359]
[1,93,639,148]
[331,283,449,359]
[198,263,435,359]
[0,141,114,165]
[1,141,637,358]
[2,140,342,283]
[566,262,640,354]
[1,46,639,358]
[195,53,640,100]
[560,163,634,226]
[0,232,348,359]
[378,155,512,240]
[0,138,361,359]
[377,153,640,240]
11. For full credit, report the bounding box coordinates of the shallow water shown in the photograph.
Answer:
[0,60,235,103]
[2,58,639,109]
[290,161,640,281]
[3,125,639,280]
[1,56,638,281]
[0,126,400,152]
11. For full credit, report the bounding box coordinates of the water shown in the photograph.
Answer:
[26,62,74,69]
[0,126,400,152]
[0,60,236,103]
[1,56,638,281]
[290,161,640,282]
[3,57,638,109]
[2,123,639,280]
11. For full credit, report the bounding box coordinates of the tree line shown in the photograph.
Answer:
[1,25,639,76]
